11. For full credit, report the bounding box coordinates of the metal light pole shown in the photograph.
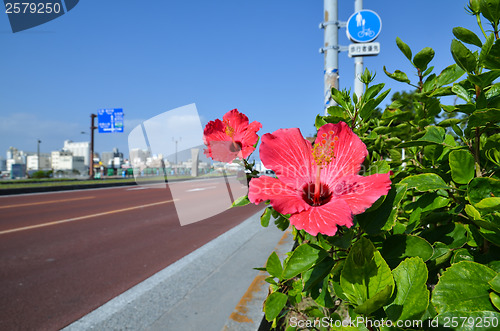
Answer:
[172,137,181,174]
[37,139,41,170]
[89,114,97,179]
[354,0,364,97]
[321,0,340,115]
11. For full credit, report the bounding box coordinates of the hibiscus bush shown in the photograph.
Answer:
[204,1,500,329]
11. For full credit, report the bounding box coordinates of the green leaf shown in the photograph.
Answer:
[452,27,483,47]
[360,89,391,120]
[327,106,349,120]
[312,276,336,308]
[449,150,475,184]
[468,177,500,204]
[430,242,453,266]
[328,228,354,249]
[261,207,272,227]
[482,38,500,69]
[331,88,353,111]
[396,37,412,61]
[315,114,327,130]
[431,261,497,313]
[357,184,407,235]
[282,244,328,280]
[400,173,449,192]
[451,248,474,263]
[434,311,500,330]
[302,257,335,292]
[384,257,429,322]
[468,109,500,127]
[480,33,495,66]
[480,0,500,26]
[232,195,250,207]
[381,235,434,269]
[465,205,481,220]
[451,39,477,73]
[435,64,466,87]
[489,274,500,293]
[422,223,468,249]
[383,66,411,83]
[354,285,393,315]
[452,83,473,103]
[264,292,287,321]
[467,70,500,88]
[362,83,385,102]
[480,227,500,246]
[266,252,283,279]
[398,126,445,147]
[475,197,500,213]
[413,47,435,72]
[490,292,500,310]
[366,160,390,175]
[340,237,394,314]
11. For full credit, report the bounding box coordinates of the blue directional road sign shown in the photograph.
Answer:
[346,10,382,43]
[98,108,124,133]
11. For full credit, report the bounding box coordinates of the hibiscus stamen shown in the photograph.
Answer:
[312,131,338,167]
[310,130,339,205]
[223,119,235,138]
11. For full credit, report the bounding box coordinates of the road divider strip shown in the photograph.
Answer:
[0,199,177,236]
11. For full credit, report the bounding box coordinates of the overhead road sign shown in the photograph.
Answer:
[346,10,382,43]
[348,42,380,57]
[98,108,124,133]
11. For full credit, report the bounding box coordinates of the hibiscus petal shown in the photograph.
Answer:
[260,128,315,189]
[248,176,309,215]
[290,198,353,236]
[238,120,262,159]
[223,109,249,134]
[333,173,391,215]
[317,122,368,185]
[205,140,240,163]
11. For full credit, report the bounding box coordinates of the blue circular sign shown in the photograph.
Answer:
[346,10,382,43]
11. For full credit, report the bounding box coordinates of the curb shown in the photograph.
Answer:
[221,228,294,331]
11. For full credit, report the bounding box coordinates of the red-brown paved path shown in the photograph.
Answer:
[0,180,261,331]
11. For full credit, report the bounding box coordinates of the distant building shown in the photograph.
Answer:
[101,148,124,168]
[51,151,86,175]
[129,148,150,168]
[27,153,51,171]
[0,157,6,172]
[63,140,90,167]
[6,146,30,172]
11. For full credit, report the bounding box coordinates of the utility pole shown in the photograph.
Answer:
[89,114,97,179]
[172,137,181,174]
[321,0,339,115]
[37,139,41,170]
[354,0,364,97]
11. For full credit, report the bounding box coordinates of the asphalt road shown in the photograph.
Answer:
[0,178,262,331]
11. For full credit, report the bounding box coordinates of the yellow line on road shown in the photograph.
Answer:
[0,199,177,236]
[0,196,96,209]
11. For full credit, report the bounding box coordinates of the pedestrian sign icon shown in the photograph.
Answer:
[346,10,382,43]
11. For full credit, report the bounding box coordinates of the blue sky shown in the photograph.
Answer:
[0,1,478,160]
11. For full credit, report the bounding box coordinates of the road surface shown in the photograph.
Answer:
[0,178,262,330]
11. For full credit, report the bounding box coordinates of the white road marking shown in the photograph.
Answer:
[186,186,217,192]
[0,199,177,236]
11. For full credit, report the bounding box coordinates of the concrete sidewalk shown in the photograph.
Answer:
[63,209,294,331]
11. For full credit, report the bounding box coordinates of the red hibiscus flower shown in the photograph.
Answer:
[248,122,391,236]
[203,109,262,163]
